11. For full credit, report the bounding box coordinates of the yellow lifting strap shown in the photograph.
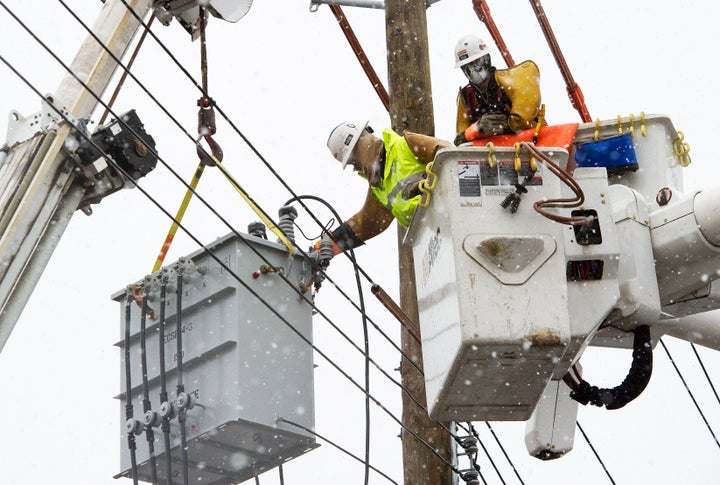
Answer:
[211,155,296,255]
[151,155,295,274]
[152,162,206,272]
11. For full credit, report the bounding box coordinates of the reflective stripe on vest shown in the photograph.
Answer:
[369,129,426,227]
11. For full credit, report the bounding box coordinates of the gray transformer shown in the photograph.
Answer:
[112,232,318,484]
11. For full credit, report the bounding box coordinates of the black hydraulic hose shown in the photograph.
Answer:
[158,282,173,482]
[176,273,190,485]
[284,194,371,485]
[124,292,139,485]
[140,292,159,484]
[565,325,653,410]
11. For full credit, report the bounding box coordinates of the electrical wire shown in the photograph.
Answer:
[483,423,524,485]
[283,194,372,485]
[175,272,190,485]
[123,292,140,485]
[660,339,720,449]
[278,417,399,484]
[576,421,616,484]
[158,281,174,483]
[140,290,159,483]
[690,343,720,407]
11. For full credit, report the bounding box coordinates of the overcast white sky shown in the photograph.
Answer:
[1,1,720,484]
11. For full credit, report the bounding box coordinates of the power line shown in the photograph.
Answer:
[576,421,616,485]
[690,343,720,407]
[660,338,720,450]
[483,422,525,485]
[279,417,400,484]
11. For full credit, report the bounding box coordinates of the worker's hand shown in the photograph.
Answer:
[400,172,428,199]
[478,113,509,136]
[454,132,469,146]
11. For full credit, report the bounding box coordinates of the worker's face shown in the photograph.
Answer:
[348,132,373,173]
[462,55,491,85]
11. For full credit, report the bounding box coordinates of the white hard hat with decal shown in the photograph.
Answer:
[454,35,493,68]
[327,121,369,169]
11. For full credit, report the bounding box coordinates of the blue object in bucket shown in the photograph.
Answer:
[574,134,638,174]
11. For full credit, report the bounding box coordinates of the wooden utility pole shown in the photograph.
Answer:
[384,2,454,484]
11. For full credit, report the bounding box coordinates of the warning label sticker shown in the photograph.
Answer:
[456,158,543,203]
[457,161,481,197]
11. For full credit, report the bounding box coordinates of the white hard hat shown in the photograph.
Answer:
[454,35,493,68]
[327,121,368,169]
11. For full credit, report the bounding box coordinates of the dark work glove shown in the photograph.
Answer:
[454,132,468,146]
[478,113,509,136]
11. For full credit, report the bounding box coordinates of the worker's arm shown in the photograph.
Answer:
[318,188,394,256]
[404,132,452,163]
[346,188,395,243]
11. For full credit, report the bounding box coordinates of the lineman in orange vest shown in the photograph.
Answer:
[454,35,541,145]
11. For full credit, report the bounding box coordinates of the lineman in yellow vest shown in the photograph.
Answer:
[321,121,451,254]
[454,34,541,145]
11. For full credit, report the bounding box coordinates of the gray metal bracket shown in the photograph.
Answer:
[4,95,78,148]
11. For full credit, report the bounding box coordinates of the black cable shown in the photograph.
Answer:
[278,417,400,484]
[278,464,285,485]
[158,281,173,482]
[484,423,524,485]
[576,421,616,485]
[660,339,720,449]
[567,325,653,410]
[140,290,159,484]
[284,194,372,485]
[124,292,140,485]
[690,343,720,407]
[175,272,190,485]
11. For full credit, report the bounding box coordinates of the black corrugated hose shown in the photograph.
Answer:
[565,325,653,410]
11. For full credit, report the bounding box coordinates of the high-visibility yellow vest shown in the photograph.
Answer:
[366,129,426,227]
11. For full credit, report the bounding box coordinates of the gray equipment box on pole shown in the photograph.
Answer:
[112,231,318,484]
